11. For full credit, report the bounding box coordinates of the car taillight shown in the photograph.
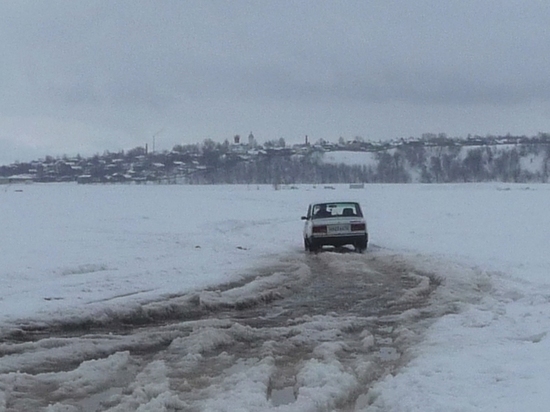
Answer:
[312,225,327,234]
[351,223,366,231]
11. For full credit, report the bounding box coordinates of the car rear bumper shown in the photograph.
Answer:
[309,233,368,248]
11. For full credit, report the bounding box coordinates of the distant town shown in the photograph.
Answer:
[2,133,550,185]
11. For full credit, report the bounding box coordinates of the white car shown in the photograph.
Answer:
[301,201,368,253]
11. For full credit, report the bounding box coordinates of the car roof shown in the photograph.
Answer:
[310,200,360,205]
[309,201,362,208]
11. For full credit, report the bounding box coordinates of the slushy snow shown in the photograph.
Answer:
[1,182,549,411]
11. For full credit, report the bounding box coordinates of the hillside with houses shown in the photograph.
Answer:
[2,133,550,185]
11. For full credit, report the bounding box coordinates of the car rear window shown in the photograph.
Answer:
[312,203,362,218]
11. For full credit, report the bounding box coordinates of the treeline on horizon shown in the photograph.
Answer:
[2,133,550,184]
[192,139,550,184]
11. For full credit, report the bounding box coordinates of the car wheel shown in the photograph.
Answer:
[308,240,319,253]
[304,238,309,251]
[355,240,367,253]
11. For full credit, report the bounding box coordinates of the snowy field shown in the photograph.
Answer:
[322,151,378,169]
[1,182,550,411]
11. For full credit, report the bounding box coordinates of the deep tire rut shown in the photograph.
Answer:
[0,251,444,411]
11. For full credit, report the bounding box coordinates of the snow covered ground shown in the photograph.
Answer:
[321,151,378,169]
[1,182,549,411]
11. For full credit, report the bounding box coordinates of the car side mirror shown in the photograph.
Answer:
[301,216,308,220]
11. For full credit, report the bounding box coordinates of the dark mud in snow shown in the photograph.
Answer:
[0,250,445,411]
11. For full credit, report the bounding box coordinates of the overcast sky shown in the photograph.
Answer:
[2,0,550,164]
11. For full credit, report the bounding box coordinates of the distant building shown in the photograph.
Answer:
[77,175,93,184]
[1,174,34,184]
[248,132,256,147]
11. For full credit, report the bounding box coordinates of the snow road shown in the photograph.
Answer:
[2,183,550,411]
[0,250,454,411]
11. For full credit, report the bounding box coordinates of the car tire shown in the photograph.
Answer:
[304,238,309,251]
[355,239,368,253]
[308,240,320,253]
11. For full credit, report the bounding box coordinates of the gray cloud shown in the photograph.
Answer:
[2,0,550,164]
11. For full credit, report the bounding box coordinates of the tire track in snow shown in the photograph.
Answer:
[0,250,445,411]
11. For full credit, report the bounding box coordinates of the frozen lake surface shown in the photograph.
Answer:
[1,183,549,411]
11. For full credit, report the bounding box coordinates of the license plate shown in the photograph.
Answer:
[328,224,350,233]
